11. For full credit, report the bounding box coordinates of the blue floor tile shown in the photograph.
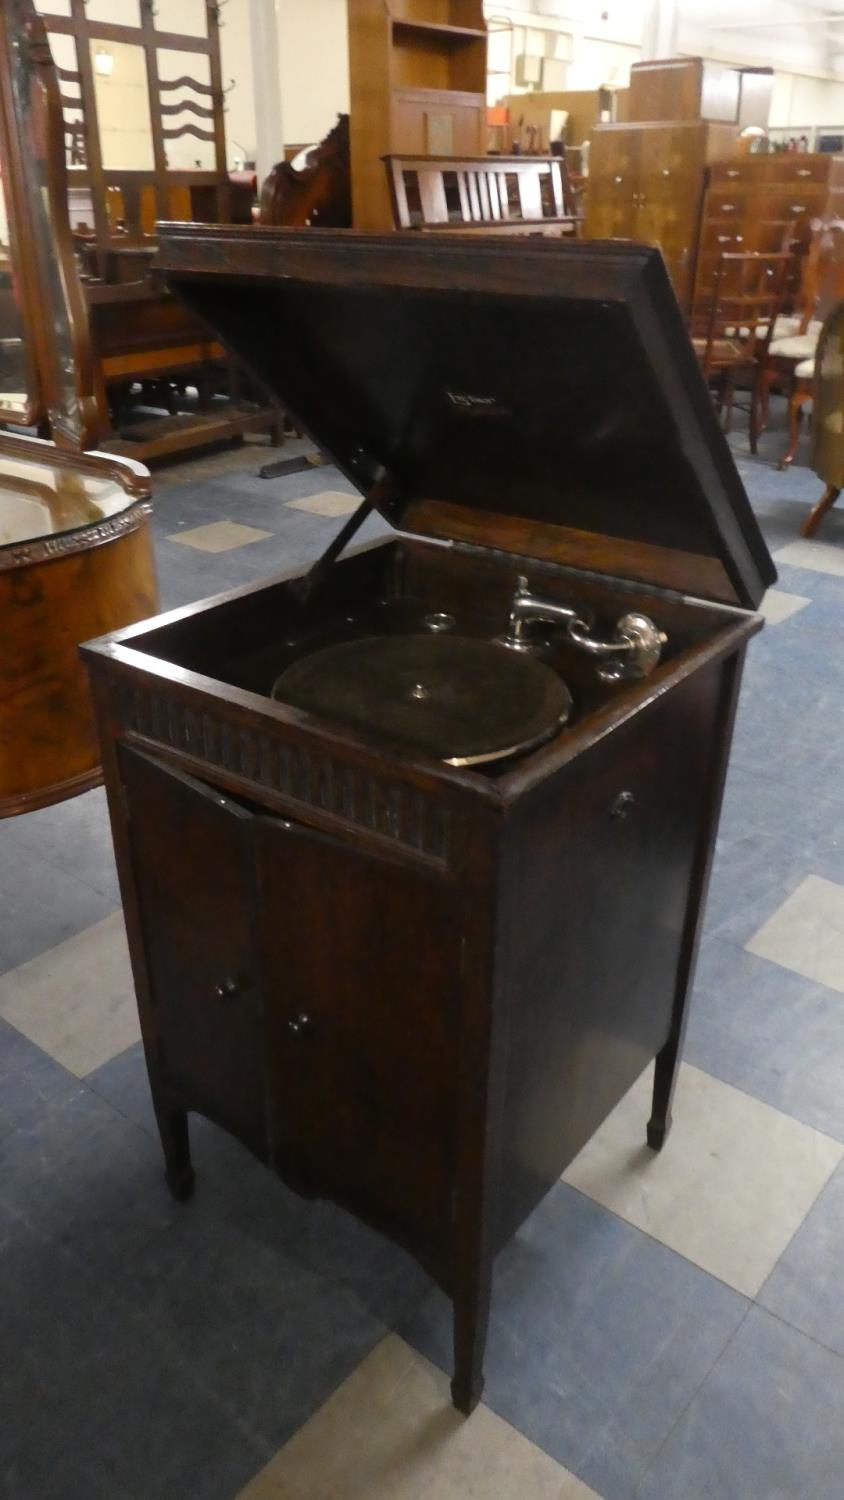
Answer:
[759,1162,844,1357]
[704,763,844,949]
[638,1307,844,1500]
[0,846,116,977]
[687,938,844,1141]
[84,1039,158,1135]
[4,787,120,904]
[1,1081,424,1491]
[111,1207,394,1454]
[0,1018,76,1134]
[0,1205,273,1500]
[400,1184,748,1500]
[729,628,844,796]
[0,1084,189,1279]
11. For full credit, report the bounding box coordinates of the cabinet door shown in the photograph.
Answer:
[637,127,704,305]
[257,814,461,1260]
[120,747,265,1150]
[584,130,640,239]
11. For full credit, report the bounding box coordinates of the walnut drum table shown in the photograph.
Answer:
[0,433,158,816]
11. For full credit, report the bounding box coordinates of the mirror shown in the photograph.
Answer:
[87,0,141,24]
[154,0,208,39]
[157,50,215,171]
[90,41,155,171]
[0,170,36,423]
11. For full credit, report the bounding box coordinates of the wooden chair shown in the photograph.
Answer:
[690,251,792,445]
[385,154,579,237]
[757,219,844,468]
[802,299,844,538]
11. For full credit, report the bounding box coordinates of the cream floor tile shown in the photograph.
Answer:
[0,912,139,1076]
[759,588,811,625]
[236,1334,600,1500]
[562,1062,842,1297]
[167,520,273,553]
[773,539,844,578]
[746,874,844,997]
[285,489,359,518]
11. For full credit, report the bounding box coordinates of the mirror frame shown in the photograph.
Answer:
[0,16,43,427]
[0,1,99,447]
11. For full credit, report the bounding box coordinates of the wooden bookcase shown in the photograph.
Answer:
[348,0,487,231]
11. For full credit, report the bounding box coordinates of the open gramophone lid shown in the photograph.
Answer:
[272,634,571,767]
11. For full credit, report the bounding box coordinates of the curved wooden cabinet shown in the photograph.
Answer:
[0,434,158,816]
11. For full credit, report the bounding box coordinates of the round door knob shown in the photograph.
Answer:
[287,1012,313,1037]
[610,790,636,821]
[213,978,238,1001]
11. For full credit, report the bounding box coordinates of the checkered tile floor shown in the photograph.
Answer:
[3,425,844,1499]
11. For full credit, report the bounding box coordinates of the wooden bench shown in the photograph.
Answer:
[385,154,579,236]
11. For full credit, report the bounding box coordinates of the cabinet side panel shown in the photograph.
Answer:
[495,658,728,1244]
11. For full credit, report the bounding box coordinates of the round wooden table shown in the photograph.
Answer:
[0,436,158,816]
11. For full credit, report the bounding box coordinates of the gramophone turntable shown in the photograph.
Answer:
[269,576,668,767]
[83,229,774,1416]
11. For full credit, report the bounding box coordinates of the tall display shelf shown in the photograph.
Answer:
[348,0,487,231]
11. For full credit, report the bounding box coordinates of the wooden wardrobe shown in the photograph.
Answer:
[584,121,738,310]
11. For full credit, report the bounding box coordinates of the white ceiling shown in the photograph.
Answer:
[682,1,844,44]
[527,1,844,73]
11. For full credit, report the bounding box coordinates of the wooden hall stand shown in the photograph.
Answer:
[83,228,774,1413]
[11,0,280,462]
[0,2,158,816]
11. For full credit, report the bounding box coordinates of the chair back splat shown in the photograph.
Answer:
[385,154,579,237]
[690,250,792,448]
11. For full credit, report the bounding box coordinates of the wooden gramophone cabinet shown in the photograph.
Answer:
[82,231,775,1413]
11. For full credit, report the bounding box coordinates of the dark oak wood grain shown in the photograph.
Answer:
[82,230,773,1413]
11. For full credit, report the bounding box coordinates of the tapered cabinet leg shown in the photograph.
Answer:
[154,1100,195,1201]
[647,1036,681,1151]
[451,1274,490,1415]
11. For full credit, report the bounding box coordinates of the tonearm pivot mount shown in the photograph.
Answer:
[502,576,668,681]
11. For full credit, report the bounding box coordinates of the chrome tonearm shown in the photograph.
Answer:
[502,576,668,682]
